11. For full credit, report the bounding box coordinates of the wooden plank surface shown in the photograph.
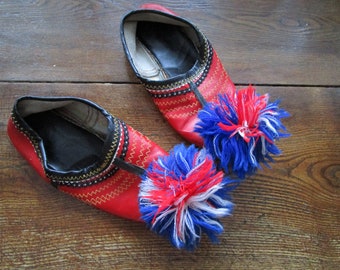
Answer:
[0,0,339,85]
[0,84,339,269]
[1,0,340,269]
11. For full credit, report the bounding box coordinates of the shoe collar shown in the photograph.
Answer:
[11,96,123,187]
[120,8,211,89]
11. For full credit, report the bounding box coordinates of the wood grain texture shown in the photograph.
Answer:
[1,0,339,269]
[0,84,339,269]
[0,0,339,85]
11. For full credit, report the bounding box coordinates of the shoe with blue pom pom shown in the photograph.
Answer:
[7,96,238,250]
[121,4,290,178]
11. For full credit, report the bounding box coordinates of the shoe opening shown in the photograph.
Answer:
[17,98,109,173]
[123,12,202,81]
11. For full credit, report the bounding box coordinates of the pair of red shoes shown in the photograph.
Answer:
[7,4,289,250]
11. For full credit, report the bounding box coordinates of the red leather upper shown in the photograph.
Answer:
[59,124,166,221]
[148,49,236,146]
[8,109,166,222]
[140,3,178,15]
[7,118,48,182]
[122,4,236,145]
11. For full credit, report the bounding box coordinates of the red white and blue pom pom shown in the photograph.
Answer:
[195,85,290,178]
[139,144,238,250]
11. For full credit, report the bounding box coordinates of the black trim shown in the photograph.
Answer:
[189,82,207,106]
[113,158,145,177]
[11,96,130,188]
[120,8,208,88]
[147,43,213,99]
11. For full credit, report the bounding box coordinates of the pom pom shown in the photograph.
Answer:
[195,85,290,178]
[139,144,238,250]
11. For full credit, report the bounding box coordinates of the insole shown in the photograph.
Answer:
[136,21,198,78]
[25,111,103,172]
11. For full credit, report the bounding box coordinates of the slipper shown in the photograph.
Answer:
[121,4,289,178]
[7,95,238,250]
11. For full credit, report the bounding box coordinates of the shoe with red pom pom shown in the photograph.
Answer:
[121,4,290,178]
[7,96,238,250]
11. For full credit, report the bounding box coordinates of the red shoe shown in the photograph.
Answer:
[7,96,237,250]
[120,3,236,146]
[121,4,289,178]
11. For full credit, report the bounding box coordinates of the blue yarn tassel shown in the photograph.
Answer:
[139,144,238,250]
[195,86,290,178]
